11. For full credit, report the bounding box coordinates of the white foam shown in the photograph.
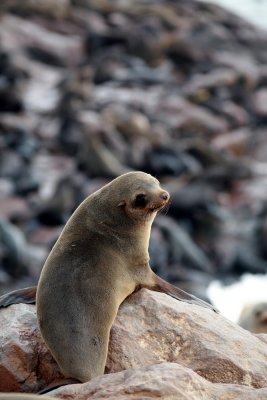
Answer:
[198,0,267,31]
[207,274,267,322]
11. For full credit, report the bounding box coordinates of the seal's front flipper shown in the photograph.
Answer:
[0,286,37,308]
[150,274,218,312]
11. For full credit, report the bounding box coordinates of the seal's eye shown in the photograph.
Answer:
[134,194,147,208]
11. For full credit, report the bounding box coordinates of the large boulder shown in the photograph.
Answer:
[1,289,267,398]
[106,290,267,387]
[49,362,267,400]
[0,303,63,392]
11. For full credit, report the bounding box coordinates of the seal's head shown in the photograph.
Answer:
[80,171,170,233]
[112,171,170,223]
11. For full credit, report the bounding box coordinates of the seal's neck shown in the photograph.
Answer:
[121,219,154,266]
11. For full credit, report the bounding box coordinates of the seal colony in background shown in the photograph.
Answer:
[0,171,215,383]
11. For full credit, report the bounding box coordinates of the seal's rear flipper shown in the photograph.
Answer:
[0,286,37,308]
[150,274,218,313]
[38,378,80,394]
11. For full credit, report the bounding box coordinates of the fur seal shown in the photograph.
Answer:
[239,302,267,334]
[0,171,215,383]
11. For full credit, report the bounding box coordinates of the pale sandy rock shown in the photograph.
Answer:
[253,89,267,116]
[183,68,238,95]
[49,363,267,400]
[1,289,267,394]
[0,304,64,392]
[0,15,82,67]
[0,196,28,218]
[0,0,70,19]
[106,289,267,387]
[0,395,58,400]
[173,104,228,136]
[220,102,249,127]
[212,128,250,156]
[255,334,267,345]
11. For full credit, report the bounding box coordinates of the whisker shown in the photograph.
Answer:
[159,202,171,216]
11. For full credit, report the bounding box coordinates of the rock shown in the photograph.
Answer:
[1,289,267,394]
[0,15,82,68]
[107,290,267,387]
[220,101,249,127]
[35,175,83,226]
[154,216,213,273]
[28,226,63,247]
[0,219,30,279]
[143,145,201,176]
[103,106,151,138]
[21,62,61,113]
[0,304,64,392]
[0,50,26,113]
[2,0,267,351]
[149,226,169,278]
[253,89,267,117]
[183,68,238,98]
[32,153,75,201]
[0,179,13,198]
[212,128,250,156]
[0,0,70,19]
[170,103,228,138]
[166,180,216,217]
[78,129,129,178]
[49,363,267,400]
[0,197,28,219]
[0,396,58,400]
[213,52,258,88]
[0,151,25,179]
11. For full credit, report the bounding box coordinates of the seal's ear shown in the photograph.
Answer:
[118,201,126,207]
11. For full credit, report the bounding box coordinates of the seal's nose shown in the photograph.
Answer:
[160,191,170,201]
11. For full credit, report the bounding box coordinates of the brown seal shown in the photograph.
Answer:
[239,302,267,334]
[0,171,215,383]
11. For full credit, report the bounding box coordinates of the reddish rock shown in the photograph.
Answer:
[1,289,267,395]
[0,197,28,219]
[0,304,64,392]
[107,290,267,387]
[0,15,82,67]
[49,363,267,400]
[211,128,250,156]
[0,0,70,19]
[253,89,267,116]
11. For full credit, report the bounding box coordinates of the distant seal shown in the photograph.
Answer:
[239,302,267,334]
[0,171,215,383]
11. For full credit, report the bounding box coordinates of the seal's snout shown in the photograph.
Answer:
[160,191,170,202]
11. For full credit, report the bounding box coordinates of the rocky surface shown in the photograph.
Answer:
[0,396,56,400]
[1,0,267,299]
[0,303,62,393]
[49,362,267,400]
[1,289,267,398]
[106,290,267,386]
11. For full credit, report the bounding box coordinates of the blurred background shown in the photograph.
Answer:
[1,0,267,332]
